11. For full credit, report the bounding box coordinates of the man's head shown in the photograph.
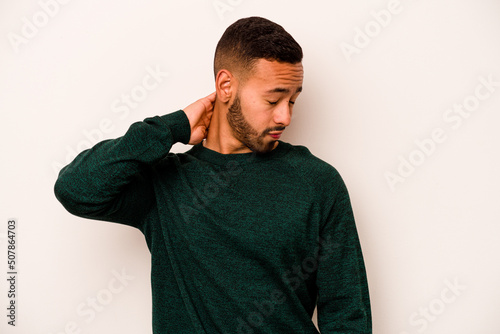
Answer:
[212,17,304,154]
[214,16,303,82]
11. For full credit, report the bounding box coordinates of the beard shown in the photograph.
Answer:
[226,94,283,154]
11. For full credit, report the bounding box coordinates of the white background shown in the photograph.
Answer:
[1,0,500,333]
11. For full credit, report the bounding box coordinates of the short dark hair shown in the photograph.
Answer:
[213,16,303,80]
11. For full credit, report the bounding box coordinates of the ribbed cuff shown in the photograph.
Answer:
[159,110,191,145]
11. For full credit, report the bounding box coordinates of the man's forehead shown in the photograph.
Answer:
[249,59,304,90]
[264,87,303,94]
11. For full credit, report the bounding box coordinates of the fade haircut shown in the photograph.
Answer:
[213,16,303,82]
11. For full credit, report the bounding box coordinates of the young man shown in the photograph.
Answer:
[55,17,371,333]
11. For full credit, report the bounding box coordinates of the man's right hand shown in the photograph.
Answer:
[182,92,216,145]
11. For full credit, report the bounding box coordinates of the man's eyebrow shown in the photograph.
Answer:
[265,87,303,94]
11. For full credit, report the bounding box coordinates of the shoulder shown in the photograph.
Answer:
[281,142,343,185]
[283,143,353,219]
[148,150,195,175]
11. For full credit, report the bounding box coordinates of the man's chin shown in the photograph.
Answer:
[248,139,277,155]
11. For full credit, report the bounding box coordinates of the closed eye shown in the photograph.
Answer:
[268,101,295,105]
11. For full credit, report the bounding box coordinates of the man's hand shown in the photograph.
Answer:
[183,92,216,145]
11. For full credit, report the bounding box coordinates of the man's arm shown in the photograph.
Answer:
[316,171,372,333]
[54,92,216,227]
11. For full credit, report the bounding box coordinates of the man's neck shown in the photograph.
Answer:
[202,106,253,154]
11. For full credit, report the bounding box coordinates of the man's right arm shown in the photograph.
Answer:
[54,92,216,227]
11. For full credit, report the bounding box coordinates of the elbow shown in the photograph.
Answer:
[54,172,85,216]
[54,175,74,213]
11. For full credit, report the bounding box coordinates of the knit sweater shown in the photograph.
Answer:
[54,109,371,333]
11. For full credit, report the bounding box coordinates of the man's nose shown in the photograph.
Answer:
[273,103,292,127]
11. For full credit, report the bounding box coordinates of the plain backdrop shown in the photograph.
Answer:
[1,1,500,333]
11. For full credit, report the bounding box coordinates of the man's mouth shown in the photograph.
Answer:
[268,131,283,139]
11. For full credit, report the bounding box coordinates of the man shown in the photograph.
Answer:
[54,16,371,333]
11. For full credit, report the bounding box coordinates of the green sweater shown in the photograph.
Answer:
[54,110,371,333]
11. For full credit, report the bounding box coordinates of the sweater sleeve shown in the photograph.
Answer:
[316,171,372,333]
[54,109,191,228]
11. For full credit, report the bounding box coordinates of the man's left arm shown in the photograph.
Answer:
[315,171,372,333]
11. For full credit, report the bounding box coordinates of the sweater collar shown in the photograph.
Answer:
[186,140,291,166]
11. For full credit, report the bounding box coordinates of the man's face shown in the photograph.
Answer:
[226,59,303,154]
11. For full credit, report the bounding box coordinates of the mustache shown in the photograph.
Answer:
[265,126,286,133]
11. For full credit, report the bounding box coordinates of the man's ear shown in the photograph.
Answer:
[215,69,235,103]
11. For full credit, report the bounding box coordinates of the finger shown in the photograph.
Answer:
[205,92,216,104]
[200,93,216,111]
